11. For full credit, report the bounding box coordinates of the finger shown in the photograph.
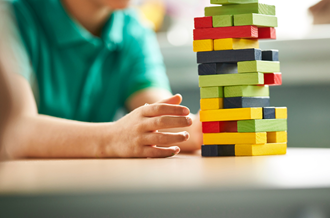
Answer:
[158,94,182,105]
[140,146,180,158]
[141,103,190,117]
[144,116,192,130]
[143,131,190,146]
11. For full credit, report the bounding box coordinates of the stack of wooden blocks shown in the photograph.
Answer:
[193,0,288,157]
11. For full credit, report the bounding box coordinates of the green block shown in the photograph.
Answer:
[199,73,264,87]
[238,61,280,73]
[237,119,287,132]
[205,3,275,17]
[234,13,277,27]
[211,0,258,4]
[224,85,269,98]
[212,15,233,27]
[200,87,224,99]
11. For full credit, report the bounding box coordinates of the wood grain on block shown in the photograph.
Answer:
[214,38,259,50]
[237,60,280,73]
[275,107,287,119]
[234,13,278,27]
[200,107,263,122]
[194,16,213,29]
[197,48,261,64]
[211,0,258,4]
[205,3,275,16]
[201,145,235,157]
[203,132,267,145]
[200,98,224,110]
[199,73,264,87]
[198,63,237,75]
[224,85,269,97]
[193,39,214,52]
[212,15,233,27]
[264,72,282,86]
[267,131,287,143]
[202,121,221,133]
[237,119,287,132]
[258,27,276,39]
[193,25,258,40]
[263,107,275,119]
[224,97,270,108]
[235,142,287,156]
[262,50,279,61]
[200,86,224,99]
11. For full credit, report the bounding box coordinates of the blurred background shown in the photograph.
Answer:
[136,0,330,149]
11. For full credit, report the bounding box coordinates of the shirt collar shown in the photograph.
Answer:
[44,0,124,51]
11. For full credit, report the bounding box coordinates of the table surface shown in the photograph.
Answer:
[1,148,330,195]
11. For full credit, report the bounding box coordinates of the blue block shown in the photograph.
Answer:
[202,145,235,157]
[262,50,279,61]
[263,107,276,119]
[224,97,270,108]
[198,63,238,75]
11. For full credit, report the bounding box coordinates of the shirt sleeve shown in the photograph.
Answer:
[0,1,34,85]
[122,11,172,103]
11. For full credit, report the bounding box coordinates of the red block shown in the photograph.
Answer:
[219,121,237,132]
[258,27,276,39]
[202,121,220,133]
[193,25,258,40]
[194,17,213,29]
[264,73,282,86]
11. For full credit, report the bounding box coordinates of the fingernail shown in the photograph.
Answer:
[186,117,192,125]
[183,132,189,140]
[183,107,190,115]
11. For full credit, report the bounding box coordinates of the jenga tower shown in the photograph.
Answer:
[193,0,288,156]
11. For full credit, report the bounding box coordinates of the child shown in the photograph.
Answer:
[1,0,202,158]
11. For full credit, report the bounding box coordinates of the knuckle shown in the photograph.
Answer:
[155,117,166,127]
[157,134,169,144]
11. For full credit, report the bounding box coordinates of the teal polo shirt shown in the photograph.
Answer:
[10,0,171,122]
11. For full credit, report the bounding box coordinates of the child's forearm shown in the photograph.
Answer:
[4,114,115,158]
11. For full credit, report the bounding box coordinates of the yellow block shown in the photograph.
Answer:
[267,131,287,143]
[203,132,266,145]
[214,38,259,51]
[235,143,287,156]
[200,107,262,122]
[200,98,223,110]
[193,39,214,52]
[275,107,287,119]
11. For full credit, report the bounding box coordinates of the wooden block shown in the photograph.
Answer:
[224,97,270,108]
[198,63,237,75]
[205,3,275,16]
[214,38,259,51]
[211,0,258,4]
[193,39,214,52]
[202,121,238,133]
[258,27,276,39]
[262,50,279,61]
[267,131,287,143]
[194,17,213,29]
[275,107,287,119]
[203,132,267,145]
[201,145,235,157]
[200,86,224,99]
[193,25,258,40]
[199,73,264,87]
[212,15,233,27]
[224,85,269,97]
[200,107,263,122]
[197,48,261,64]
[202,121,220,133]
[237,60,280,73]
[264,72,282,86]
[234,13,278,27]
[220,121,238,132]
[235,143,287,156]
[263,107,275,119]
[237,119,287,132]
[200,98,224,110]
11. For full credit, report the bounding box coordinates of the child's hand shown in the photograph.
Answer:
[107,95,192,158]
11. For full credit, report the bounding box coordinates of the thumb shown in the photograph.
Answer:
[158,94,182,105]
